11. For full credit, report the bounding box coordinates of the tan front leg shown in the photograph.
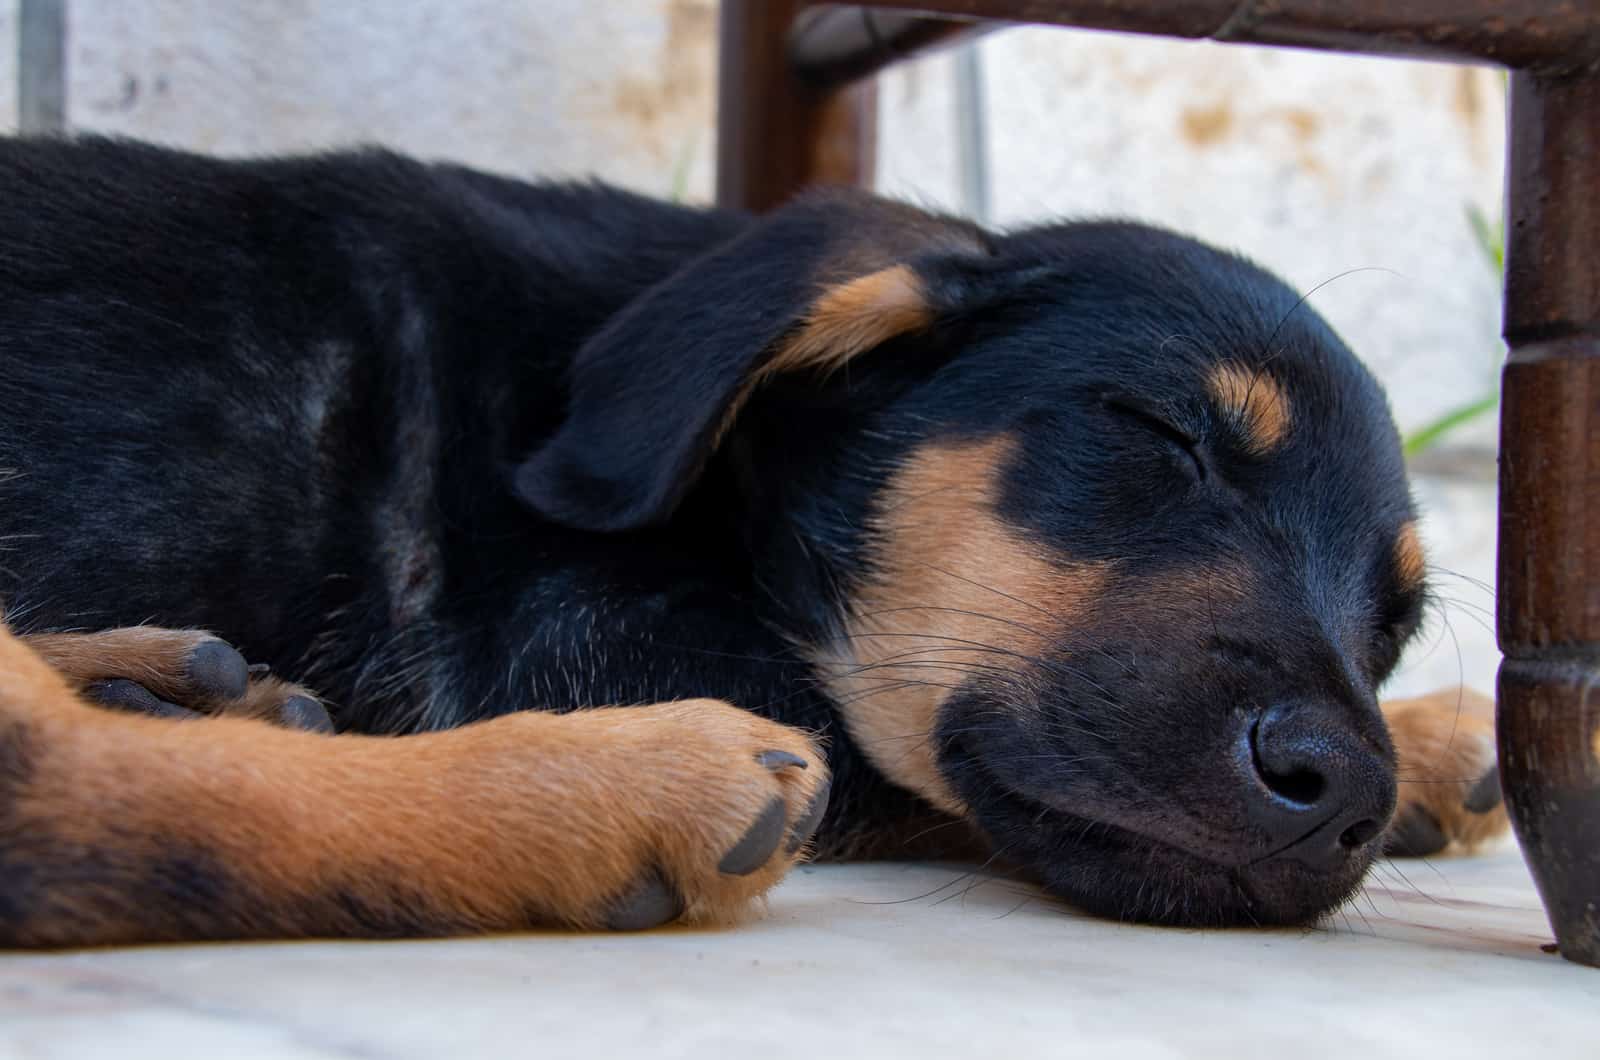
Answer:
[0,621,829,946]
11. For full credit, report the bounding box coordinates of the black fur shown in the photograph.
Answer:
[0,137,1424,927]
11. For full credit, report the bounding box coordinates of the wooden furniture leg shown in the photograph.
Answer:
[1498,68,1600,969]
[715,0,876,212]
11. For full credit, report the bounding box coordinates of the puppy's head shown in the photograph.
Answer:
[516,192,1424,927]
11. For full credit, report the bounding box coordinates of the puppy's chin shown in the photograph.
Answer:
[942,741,1374,927]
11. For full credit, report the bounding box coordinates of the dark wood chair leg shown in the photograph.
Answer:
[1498,68,1600,969]
[715,0,877,211]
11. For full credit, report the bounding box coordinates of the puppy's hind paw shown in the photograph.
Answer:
[1382,688,1508,857]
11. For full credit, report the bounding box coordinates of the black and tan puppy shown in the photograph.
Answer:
[0,137,1503,946]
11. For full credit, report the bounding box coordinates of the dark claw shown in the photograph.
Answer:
[718,796,788,876]
[1464,765,1502,814]
[88,679,199,720]
[604,870,683,931]
[1385,806,1448,858]
[280,695,335,734]
[755,749,808,772]
[787,777,831,855]
[186,640,249,701]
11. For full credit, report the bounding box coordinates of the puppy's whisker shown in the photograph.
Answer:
[1256,266,1400,368]
[913,561,1071,627]
[1423,563,1495,598]
[848,604,1055,643]
[850,841,1019,908]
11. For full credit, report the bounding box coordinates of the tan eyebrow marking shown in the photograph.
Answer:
[1206,364,1291,454]
[1395,521,1426,591]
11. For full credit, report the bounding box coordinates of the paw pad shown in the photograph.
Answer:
[280,695,335,733]
[185,640,250,701]
[87,678,199,720]
[1464,765,1502,814]
[1385,806,1447,857]
[718,797,789,876]
[787,777,831,856]
[605,870,684,931]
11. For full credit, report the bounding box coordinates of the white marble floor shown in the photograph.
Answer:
[2,845,1595,1060]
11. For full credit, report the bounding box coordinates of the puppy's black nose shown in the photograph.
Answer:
[1244,702,1396,870]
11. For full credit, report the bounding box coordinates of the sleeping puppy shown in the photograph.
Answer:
[0,137,1504,946]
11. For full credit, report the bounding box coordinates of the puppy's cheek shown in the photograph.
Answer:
[815,435,1109,817]
[833,691,967,817]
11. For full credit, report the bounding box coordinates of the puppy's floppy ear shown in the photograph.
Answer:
[514,190,996,531]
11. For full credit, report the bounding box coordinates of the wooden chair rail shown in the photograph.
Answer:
[788,1,1600,80]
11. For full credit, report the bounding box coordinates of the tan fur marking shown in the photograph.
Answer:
[25,627,219,702]
[223,674,328,726]
[816,437,1107,815]
[1394,521,1426,591]
[1382,687,1508,853]
[709,264,938,452]
[766,265,933,377]
[1206,363,1291,454]
[0,622,827,946]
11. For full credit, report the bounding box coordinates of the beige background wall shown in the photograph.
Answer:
[0,0,1504,698]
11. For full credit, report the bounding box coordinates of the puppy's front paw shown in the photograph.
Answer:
[527,700,830,931]
[24,627,334,732]
[1382,688,1507,857]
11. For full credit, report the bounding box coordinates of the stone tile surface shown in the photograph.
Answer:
[4,848,1595,1059]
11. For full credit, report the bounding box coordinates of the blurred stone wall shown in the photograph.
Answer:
[0,3,15,121]
[0,1,1502,697]
[0,0,722,197]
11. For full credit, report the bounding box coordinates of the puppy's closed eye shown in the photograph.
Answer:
[1103,395,1207,483]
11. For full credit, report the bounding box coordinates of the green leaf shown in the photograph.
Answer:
[1464,203,1504,275]
[1403,392,1500,457]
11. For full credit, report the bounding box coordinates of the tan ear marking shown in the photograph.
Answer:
[708,264,939,451]
[766,264,933,378]
[1395,521,1426,591]
[1206,364,1291,454]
